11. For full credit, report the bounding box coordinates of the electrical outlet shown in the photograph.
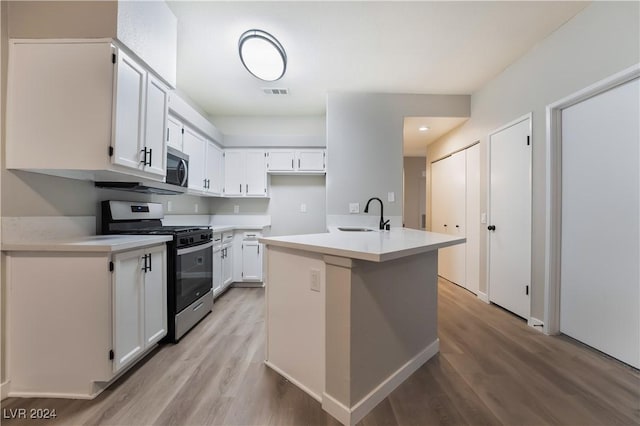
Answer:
[481,212,487,224]
[234,205,240,214]
[300,203,307,213]
[167,201,173,212]
[349,203,360,214]
[388,192,395,203]
[310,269,321,292]
[194,203,199,213]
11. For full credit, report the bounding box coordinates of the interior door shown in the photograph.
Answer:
[560,78,639,368]
[465,144,481,295]
[488,117,531,319]
[431,157,450,278]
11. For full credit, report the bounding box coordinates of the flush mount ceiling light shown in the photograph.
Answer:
[238,29,287,82]
[418,126,430,132]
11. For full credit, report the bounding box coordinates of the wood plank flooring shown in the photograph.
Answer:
[2,280,639,425]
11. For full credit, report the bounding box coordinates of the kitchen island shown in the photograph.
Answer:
[259,228,464,425]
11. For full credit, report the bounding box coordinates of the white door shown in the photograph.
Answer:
[242,240,262,281]
[183,127,206,192]
[431,152,465,286]
[224,151,244,196]
[112,249,144,372]
[167,115,183,151]
[560,78,639,368]
[113,50,146,171]
[268,150,295,171]
[143,246,167,347]
[207,143,224,195]
[143,75,168,177]
[223,244,233,286]
[212,245,223,296]
[297,150,325,171]
[488,117,531,319]
[465,144,481,295]
[245,151,267,196]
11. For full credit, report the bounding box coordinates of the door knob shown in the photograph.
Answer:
[487,225,496,231]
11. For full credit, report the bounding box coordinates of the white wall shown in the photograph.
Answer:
[427,1,640,320]
[326,93,470,224]
[212,115,326,148]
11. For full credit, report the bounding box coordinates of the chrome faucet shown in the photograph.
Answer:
[364,197,390,230]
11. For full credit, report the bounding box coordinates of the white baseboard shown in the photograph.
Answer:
[264,360,322,402]
[528,317,545,333]
[1,380,10,400]
[477,291,489,303]
[322,339,440,426]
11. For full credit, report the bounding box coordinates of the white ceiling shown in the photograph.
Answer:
[403,116,469,156]
[168,1,588,118]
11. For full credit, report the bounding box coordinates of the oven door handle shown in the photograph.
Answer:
[177,241,214,256]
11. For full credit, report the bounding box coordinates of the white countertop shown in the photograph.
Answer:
[259,228,465,262]
[2,235,173,253]
[210,224,269,233]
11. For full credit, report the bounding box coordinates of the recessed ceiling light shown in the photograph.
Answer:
[238,29,287,82]
[419,126,430,132]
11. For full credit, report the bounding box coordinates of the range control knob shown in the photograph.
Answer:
[201,234,207,240]
[189,237,194,243]
[179,238,187,244]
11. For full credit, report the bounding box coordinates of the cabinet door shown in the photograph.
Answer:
[212,246,223,296]
[144,245,167,347]
[112,249,145,373]
[205,141,223,195]
[143,75,168,177]
[245,151,267,196]
[297,150,325,171]
[167,116,183,151]
[113,49,146,171]
[242,240,263,281]
[267,151,295,171]
[223,244,233,286]
[183,127,206,191]
[224,151,244,196]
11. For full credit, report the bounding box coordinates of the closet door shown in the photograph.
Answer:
[465,144,480,295]
[560,78,639,368]
[431,151,466,286]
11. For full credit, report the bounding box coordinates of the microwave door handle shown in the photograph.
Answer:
[179,159,188,186]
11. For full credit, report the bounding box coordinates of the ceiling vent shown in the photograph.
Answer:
[263,88,289,95]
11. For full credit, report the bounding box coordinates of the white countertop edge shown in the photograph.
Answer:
[259,236,466,263]
[210,224,270,233]
[2,235,173,253]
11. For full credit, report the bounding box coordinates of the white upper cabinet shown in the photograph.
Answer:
[6,40,168,181]
[297,150,326,172]
[206,141,224,196]
[182,127,207,192]
[166,115,183,151]
[267,149,326,174]
[224,150,268,198]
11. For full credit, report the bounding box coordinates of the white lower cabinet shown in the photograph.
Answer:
[111,245,167,373]
[222,233,234,287]
[242,240,263,281]
[212,236,223,297]
[5,242,168,398]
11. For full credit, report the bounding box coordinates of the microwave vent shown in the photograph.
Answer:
[263,88,289,95]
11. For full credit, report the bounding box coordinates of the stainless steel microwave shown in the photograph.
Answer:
[166,147,189,188]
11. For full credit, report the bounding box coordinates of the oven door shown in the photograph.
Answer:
[175,241,213,312]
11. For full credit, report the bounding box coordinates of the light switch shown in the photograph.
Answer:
[349,203,360,214]
[388,192,395,203]
[481,212,487,224]
[300,203,307,213]
[234,205,240,214]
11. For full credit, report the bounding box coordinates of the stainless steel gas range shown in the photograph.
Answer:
[101,200,213,342]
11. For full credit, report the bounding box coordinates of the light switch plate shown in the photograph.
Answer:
[310,269,321,292]
[481,212,487,224]
[349,203,360,214]
[194,203,199,213]
[300,203,307,213]
[234,205,240,214]
[388,192,395,202]
[167,201,173,212]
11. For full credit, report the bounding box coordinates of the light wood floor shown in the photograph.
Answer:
[2,280,639,425]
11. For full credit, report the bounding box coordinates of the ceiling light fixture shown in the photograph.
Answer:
[238,29,287,82]
[419,126,430,132]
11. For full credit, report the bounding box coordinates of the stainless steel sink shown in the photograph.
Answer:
[338,227,374,232]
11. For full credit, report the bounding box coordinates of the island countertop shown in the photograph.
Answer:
[259,228,465,262]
